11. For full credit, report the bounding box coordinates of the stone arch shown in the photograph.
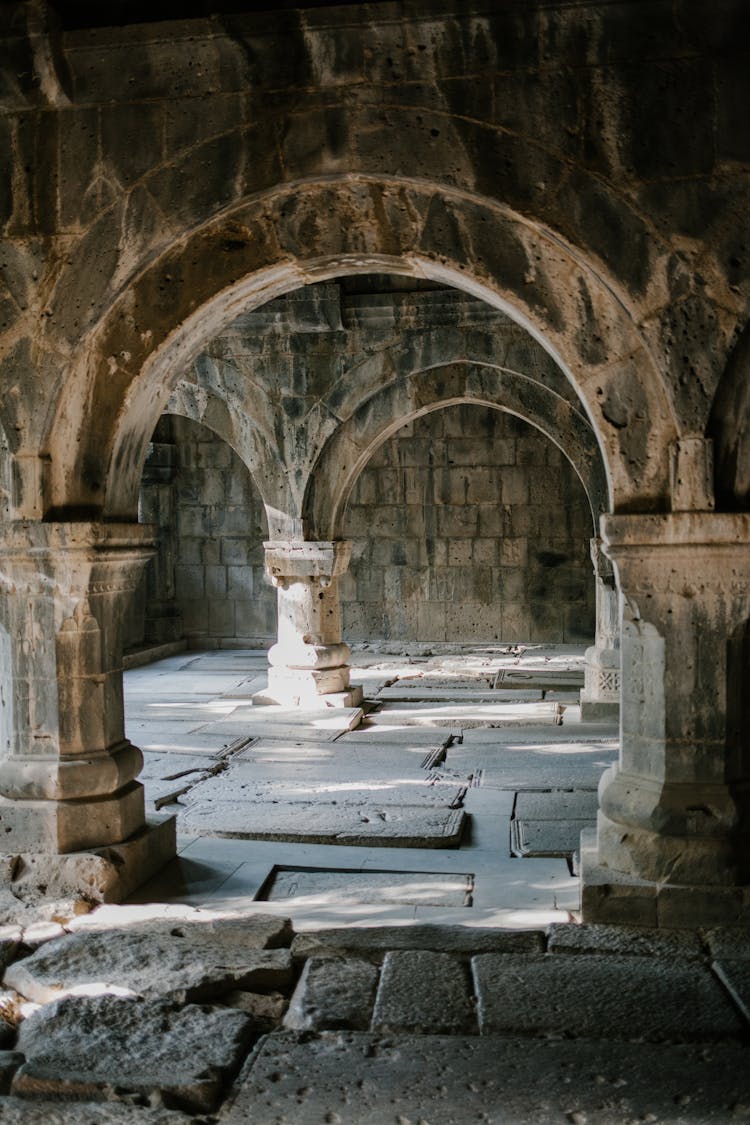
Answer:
[41,179,679,522]
[304,361,607,541]
[707,319,750,510]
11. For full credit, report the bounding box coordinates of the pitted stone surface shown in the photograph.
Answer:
[712,960,750,1024]
[372,950,475,1035]
[178,801,466,848]
[223,990,288,1032]
[185,770,464,808]
[704,927,750,960]
[291,925,545,963]
[471,953,744,1041]
[12,995,254,1113]
[284,957,378,1031]
[221,1031,750,1124]
[0,1100,193,1123]
[547,922,704,959]
[4,915,293,1004]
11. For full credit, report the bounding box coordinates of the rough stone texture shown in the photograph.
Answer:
[266,869,472,908]
[704,927,750,961]
[471,953,744,1041]
[12,995,254,1114]
[547,922,704,959]
[0,1101,193,1124]
[178,801,466,848]
[222,1031,750,1124]
[284,957,378,1031]
[290,925,545,963]
[372,950,475,1035]
[223,990,288,1032]
[712,960,750,1024]
[4,915,293,1004]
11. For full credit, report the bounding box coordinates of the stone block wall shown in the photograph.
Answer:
[158,416,273,648]
[135,403,595,650]
[341,405,595,644]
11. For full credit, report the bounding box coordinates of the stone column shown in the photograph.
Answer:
[581,512,750,927]
[254,540,363,708]
[0,521,176,901]
[580,538,620,721]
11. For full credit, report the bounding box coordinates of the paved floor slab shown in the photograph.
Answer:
[511,819,592,858]
[547,922,704,959]
[712,959,750,1024]
[265,869,472,908]
[372,950,475,1034]
[5,915,293,1004]
[186,770,465,808]
[178,801,467,848]
[704,927,750,960]
[471,952,744,1041]
[221,1031,750,1124]
[0,1100,193,1123]
[13,995,253,1113]
[290,925,545,961]
[284,957,378,1031]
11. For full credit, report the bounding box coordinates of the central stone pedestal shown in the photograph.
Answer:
[254,540,363,709]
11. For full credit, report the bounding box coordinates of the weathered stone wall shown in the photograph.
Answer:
[342,406,594,643]
[136,401,594,648]
[165,416,271,647]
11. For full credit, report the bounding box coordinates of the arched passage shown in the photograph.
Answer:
[41,179,679,523]
[338,402,597,644]
[304,361,607,541]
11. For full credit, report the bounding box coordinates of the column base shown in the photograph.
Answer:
[0,781,146,853]
[580,828,750,928]
[579,693,619,722]
[253,683,364,709]
[253,666,364,709]
[2,814,177,909]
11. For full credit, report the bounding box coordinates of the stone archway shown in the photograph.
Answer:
[40,180,679,524]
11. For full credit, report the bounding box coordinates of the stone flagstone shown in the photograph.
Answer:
[712,960,750,1024]
[4,915,293,1004]
[220,1031,750,1124]
[284,957,379,1031]
[290,925,545,962]
[12,995,254,1113]
[178,801,467,848]
[0,1100,193,1123]
[372,950,476,1035]
[471,953,744,1041]
[547,922,704,959]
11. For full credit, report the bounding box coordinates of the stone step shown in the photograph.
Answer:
[220,1030,750,1123]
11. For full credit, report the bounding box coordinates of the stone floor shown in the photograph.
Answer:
[0,645,748,1122]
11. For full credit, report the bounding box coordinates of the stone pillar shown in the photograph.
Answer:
[254,540,363,709]
[138,438,183,646]
[0,521,175,901]
[580,537,620,721]
[581,512,750,927]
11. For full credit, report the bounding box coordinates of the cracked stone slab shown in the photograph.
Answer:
[186,770,465,808]
[265,870,472,908]
[284,957,378,1031]
[712,960,750,1024]
[178,801,467,848]
[4,915,293,1004]
[221,1031,750,1124]
[372,950,475,1035]
[12,995,254,1114]
[291,925,545,962]
[0,1100,193,1124]
[547,922,704,959]
[471,953,744,1041]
